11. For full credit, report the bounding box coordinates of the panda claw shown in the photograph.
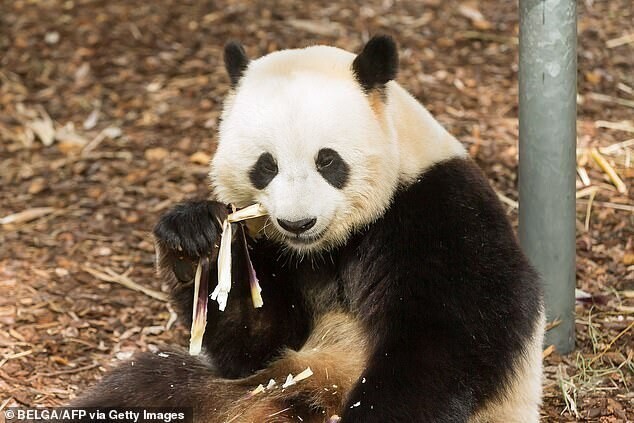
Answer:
[173,256,196,282]
[153,200,228,282]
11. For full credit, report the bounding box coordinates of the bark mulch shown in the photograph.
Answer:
[1,0,632,421]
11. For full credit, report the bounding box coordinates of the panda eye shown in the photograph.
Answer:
[249,152,278,190]
[316,156,334,170]
[260,155,278,173]
[316,148,337,170]
[315,148,349,189]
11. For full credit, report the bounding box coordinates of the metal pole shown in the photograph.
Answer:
[519,0,577,354]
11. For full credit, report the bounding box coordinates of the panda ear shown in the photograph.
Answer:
[352,35,398,92]
[224,41,250,87]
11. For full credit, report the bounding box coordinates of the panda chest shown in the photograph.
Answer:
[296,265,348,316]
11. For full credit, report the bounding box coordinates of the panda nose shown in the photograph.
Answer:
[277,217,317,234]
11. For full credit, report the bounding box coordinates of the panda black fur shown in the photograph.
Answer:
[75,36,544,422]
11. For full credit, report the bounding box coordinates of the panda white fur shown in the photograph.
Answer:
[75,36,544,423]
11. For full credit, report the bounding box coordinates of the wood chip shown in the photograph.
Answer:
[542,344,556,359]
[26,110,55,146]
[144,147,169,161]
[496,191,518,209]
[0,207,56,225]
[606,33,634,48]
[458,3,492,30]
[189,151,211,165]
[81,126,122,155]
[587,93,634,109]
[595,120,634,133]
[286,19,342,37]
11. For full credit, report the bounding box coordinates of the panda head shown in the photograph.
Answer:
[211,36,401,253]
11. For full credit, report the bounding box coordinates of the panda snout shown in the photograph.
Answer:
[277,217,317,235]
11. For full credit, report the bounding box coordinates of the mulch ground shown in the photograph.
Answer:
[1,0,632,421]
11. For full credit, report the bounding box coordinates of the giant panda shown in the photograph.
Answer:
[75,35,544,423]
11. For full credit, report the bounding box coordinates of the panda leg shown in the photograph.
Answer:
[72,349,309,423]
[222,311,367,422]
[71,349,243,419]
[469,310,544,423]
[74,313,365,423]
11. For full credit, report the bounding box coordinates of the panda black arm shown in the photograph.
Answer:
[154,200,310,378]
[339,158,542,422]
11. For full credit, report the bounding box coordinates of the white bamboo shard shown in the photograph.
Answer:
[281,367,313,389]
[190,204,267,355]
[250,384,265,396]
[211,218,233,311]
[211,204,267,311]
[292,367,313,382]
[241,225,264,308]
[189,257,210,355]
[227,203,268,223]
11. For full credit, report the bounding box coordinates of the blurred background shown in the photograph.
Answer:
[0,0,632,420]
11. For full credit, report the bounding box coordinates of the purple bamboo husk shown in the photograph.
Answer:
[239,223,263,308]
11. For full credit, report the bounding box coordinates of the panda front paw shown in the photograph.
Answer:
[153,200,228,282]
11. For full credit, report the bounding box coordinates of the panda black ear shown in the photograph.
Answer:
[224,41,250,87]
[352,35,398,92]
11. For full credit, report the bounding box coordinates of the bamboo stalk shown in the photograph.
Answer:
[606,33,634,48]
[82,265,168,302]
[588,320,634,366]
[587,92,634,109]
[0,207,55,225]
[589,148,627,193]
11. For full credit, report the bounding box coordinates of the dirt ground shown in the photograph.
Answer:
[0,0,632,421]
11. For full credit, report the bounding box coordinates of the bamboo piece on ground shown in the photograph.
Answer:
[590,148,627,193]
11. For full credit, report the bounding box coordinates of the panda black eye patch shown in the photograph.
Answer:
[249,152,278,189]
[316,148,349,189]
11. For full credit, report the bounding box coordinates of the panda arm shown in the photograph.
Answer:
[339,159,542,422]
[154,200,311,378]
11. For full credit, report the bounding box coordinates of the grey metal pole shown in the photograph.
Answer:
[519,0,577,354]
